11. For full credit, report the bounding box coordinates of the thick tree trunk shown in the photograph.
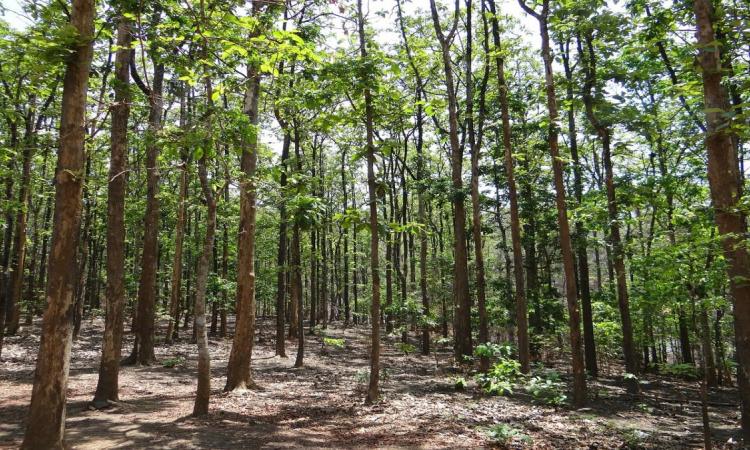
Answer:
[21,1,94,446]
[225,53,261,391]
[93,15,131,405]
[693,0,750,439]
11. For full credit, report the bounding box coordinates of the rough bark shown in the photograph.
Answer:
[429,0,472,362]
[693,0,750,439]
[357,0,381,405]
[93,15,132,405]
[519,0,586,406]
[21,0,94,446]
[225,17,261,389]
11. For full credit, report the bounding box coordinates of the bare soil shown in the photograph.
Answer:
[0,318,743,449]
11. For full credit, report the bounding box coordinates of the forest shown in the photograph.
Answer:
[0,0,748,447]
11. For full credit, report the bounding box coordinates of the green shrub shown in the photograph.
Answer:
[486,423,531,445]
[396,342,416,355]
[162,356,185,368]
[526,371,566,406]
[453,376,467,391]
[658,363,699,380]
[323,337,345,348]
[475,357,522,396]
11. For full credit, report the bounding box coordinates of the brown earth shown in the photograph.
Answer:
[0,317,743,449]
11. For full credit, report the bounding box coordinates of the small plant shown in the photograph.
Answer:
[475,357,522,396]
[453,376,467,391]
[162,356,185,368]
[657,363,700,380]
[355,369,369,386]
[474,342,515,359]
[622,428,649,447]
[526,372,566,406]
[323,337,345,348]
[486,423,531,445]
[396,342,416,355]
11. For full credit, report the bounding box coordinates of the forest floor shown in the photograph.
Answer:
[0,317,744,449]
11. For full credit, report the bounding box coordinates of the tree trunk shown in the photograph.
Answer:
[225,25,261,390]
[357,0,381,405]
[21,1,94,446]
[693,0,750,439]
[166,99,189,343]
[487,0,529,373]
[128,23,165,364]
[579,32,637,379]
[93,14,131,405]
[193,141,216,417]
[560,36,597,378]
[519,0,586,406]
[430,0,472,362]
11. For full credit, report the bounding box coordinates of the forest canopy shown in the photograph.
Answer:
[0,0,749,448]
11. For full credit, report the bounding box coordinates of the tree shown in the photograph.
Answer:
[93,8,132,405]
[519,0,586,407]
[693,0,750,440]
[21,0,95,446]
[429,0,473,362]
[357,0,381,405]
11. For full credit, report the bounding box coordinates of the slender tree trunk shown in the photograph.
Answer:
[21,1,94,446]
[560,37,597,377]
[93,15,131,405]
[487,0,529,373]
[519,0,586,406]
[166,104,189,343]
[193,140,216,417]
[580,32,637,378]
[430,0,472,361]
[357,0,381,404]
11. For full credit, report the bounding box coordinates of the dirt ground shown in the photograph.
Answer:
[0,317,744,449]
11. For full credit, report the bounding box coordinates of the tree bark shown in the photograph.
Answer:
[225,7,262,388]
[357,0,381,405]
[93,14,131,405]
[519,0,586,406]
[21,0,94,446]
[430,0,472,362]
[693,0,750,439]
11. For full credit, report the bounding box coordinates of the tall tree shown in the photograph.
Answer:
[486,0,530,373]
[92,9,132,405]
[429,0,473,361]
[518,0,586,407]
[693,0,750,440]
[357,0,381,405]
[21,0,95,446]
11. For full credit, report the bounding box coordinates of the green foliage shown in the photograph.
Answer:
[475,357,522,396]
[526,370,567,406]
[485,424,531,445]
[162,357,185,368]
[657,363,700,380]
[323,337,345,349]
[396,342,416,355]
[453,376,467,391]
